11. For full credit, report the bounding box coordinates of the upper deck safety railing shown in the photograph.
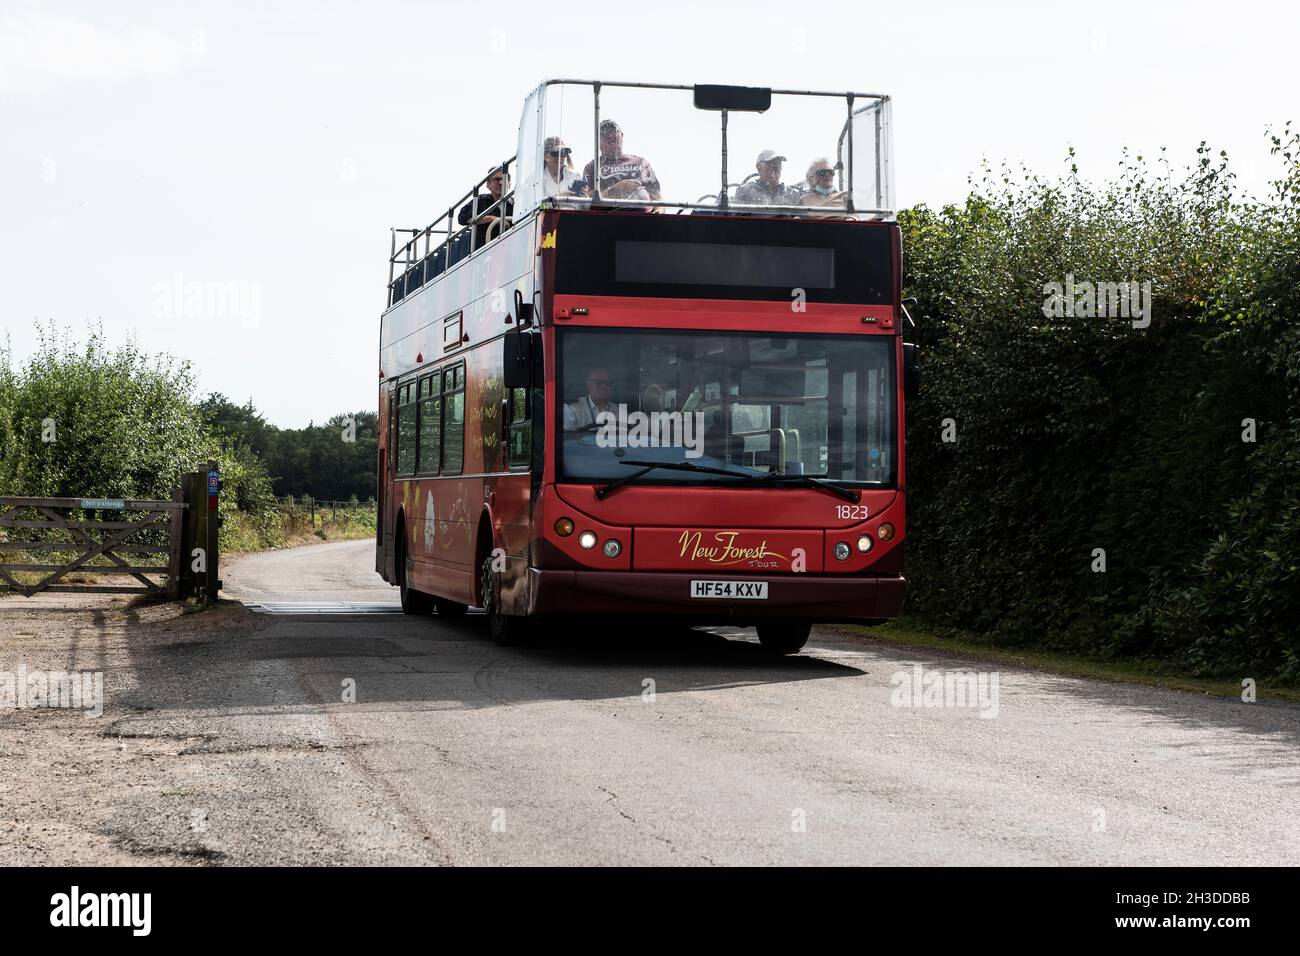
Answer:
[514,80,894,219]
[387,158,517,308]
[387,80,895,309]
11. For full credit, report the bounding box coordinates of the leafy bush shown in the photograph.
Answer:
[0,325,283,555]
[0,325,209,500]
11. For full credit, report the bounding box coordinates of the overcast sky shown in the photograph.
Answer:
[2,0,1293,427]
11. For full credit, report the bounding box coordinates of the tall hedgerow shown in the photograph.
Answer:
[900,126,1300,679]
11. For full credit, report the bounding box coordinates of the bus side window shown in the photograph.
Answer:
[395,380,418,477]
[417,371,441,475]
[387,386,397,473]
[442,363,466,474]
[507,386,530,469]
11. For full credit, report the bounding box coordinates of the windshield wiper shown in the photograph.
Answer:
[737,473,861,503]
[594,459,758,499]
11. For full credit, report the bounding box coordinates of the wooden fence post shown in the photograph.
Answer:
[205,459,220,604]
[168,481,184,599]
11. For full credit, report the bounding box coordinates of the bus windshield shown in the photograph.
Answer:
[558,329,895,486]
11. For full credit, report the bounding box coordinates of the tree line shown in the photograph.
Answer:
[197,394,377,503]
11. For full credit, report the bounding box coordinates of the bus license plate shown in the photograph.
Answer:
[690,580,768,600]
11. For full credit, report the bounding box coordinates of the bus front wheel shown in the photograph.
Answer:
[756,621,811,655]
[480,552,526,645]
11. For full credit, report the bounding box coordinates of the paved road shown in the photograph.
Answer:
[89,539,1300,865]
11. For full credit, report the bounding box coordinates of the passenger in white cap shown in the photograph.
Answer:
[735,149,796,205]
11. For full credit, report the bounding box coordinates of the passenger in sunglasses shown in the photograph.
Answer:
[799,158,849,216]
[542,136,589,197]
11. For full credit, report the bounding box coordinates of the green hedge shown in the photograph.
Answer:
[900,129,1300,680]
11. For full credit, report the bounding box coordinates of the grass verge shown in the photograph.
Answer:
[221,505,376,556]
[831,618,1300,705]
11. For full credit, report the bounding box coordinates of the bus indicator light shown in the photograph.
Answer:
[878,523,895,542]
[554,518,575,536]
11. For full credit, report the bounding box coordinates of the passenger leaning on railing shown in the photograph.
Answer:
[458,165,515,246]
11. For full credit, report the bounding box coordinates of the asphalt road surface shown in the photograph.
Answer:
[69,540,1300,865]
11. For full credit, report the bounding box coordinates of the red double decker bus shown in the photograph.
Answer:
[377,80,915,652]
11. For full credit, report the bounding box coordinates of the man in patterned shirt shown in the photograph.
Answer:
[735,150,797,206]
[583,119,662,202]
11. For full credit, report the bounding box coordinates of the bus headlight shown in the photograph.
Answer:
[857,535,873,553]
[833,542,851,561]
[554,518,575,537]
[578,531,598,550]
[877,523,895,542]
[602,539,622,559]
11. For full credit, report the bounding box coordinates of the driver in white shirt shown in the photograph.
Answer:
[563,367,615,430]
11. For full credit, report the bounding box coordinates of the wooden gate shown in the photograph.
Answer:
[0,495,186,598]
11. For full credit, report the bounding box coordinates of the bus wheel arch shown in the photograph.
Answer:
[473,512,495,608]
[395,510,433,615]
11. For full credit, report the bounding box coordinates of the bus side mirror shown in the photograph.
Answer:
[503,331,538,389]
[903,342,921,400]
[513,288,535,328]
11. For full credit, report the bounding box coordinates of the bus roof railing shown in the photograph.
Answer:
[529,79,892,216]
[387,157,517,309]
[387,80,895,310]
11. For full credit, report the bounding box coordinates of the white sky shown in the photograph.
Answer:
[2,0,1293,427]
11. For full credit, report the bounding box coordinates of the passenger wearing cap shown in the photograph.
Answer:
[583,120,662,202]
[735,150,797,206]
[542,136,588,197]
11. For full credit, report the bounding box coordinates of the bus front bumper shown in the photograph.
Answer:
[525,569,905,623]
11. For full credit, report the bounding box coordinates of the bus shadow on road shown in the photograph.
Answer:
[440,614,863,670]
[108,603,864,716]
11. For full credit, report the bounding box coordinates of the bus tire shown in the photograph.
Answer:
[756,621,811,655]
[480,551,526,645]
[397,525,434,615]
